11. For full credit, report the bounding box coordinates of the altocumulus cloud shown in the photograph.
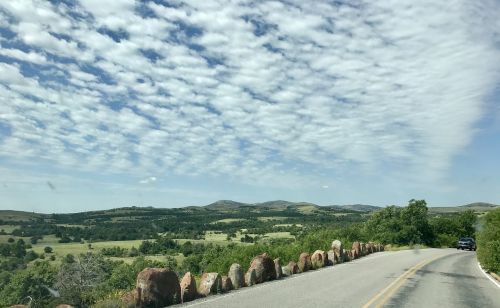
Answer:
[0,0,499,189]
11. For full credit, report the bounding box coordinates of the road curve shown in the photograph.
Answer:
[180,248,500,308]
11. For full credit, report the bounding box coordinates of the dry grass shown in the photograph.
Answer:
[0,225,19,234]
[257,216,287,221]
[211,218,247,224]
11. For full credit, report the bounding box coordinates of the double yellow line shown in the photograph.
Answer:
[362,253,449,308]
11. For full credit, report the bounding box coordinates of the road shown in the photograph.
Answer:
[181,248,500,308]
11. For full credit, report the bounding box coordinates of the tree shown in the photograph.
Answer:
[56,253,109,306]
[0,261,57,308]
[401,199,433,245]
[365,200,434,246]
[477,208,500,273]
[62,254,75,264]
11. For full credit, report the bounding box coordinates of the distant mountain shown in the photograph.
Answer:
[459,202,499,208]
[326,204,381,212]
[253,200,297,209]
[254,200,321,210]
[204,200,251,210]
[428,202,499,214]
[0,210,45,221]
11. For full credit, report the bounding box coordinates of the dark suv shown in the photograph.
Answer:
[457,237,476,251]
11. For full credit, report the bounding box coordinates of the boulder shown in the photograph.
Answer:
[180,272,197,303]
[245,268,257,287]
[221,276,233,292]
[342,249,350,262]
[56,305,75,308]
[311,250,327,269]
[327,250,336,265]
[346,250,353,261]
[298,252,312,272]
[248,253,276,283]
[288,261,299,274]
[136,267,181,307]
[8,306,28,308]
[331,240,343,262]
[282,265,291,276]
[352,241,361,256]
[198,272,222,297]
[368,242,375,254]
[228,263,244,289]
[351,249,358,259]
[274,258,283,279]
[361,242,367,256]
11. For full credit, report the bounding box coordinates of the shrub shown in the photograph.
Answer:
[477,208,500,274]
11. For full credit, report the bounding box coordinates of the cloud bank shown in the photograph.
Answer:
[1,0,499,190]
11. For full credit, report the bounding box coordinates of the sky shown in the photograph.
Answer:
[0,0,500,213]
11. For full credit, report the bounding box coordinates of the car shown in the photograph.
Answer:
[457,237,476,251]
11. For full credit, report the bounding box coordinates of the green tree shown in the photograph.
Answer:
[477,208,500,274]
[0,261,57,308]
[401,199,433,245]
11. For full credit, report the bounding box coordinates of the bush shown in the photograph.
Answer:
[44,246,53,254]
[477,208,500,274]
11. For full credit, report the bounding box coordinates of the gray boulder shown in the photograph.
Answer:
[228,263,244,289]
[198,272,222,297]
[245,268,257,287]
[274,258,283,279]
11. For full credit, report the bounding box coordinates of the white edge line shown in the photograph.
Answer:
[477,262,500,289]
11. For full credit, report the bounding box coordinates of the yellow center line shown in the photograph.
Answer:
[362,253,450,308]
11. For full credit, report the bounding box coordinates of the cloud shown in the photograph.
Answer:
[139,176,157,184]
[0,0,499,191]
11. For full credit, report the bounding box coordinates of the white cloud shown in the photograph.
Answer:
[0,0,499,192]
[139,176,157,184]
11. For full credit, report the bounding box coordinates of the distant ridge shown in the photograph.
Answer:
[327,204,381,212]
[1,201,498,216]
[459,202,499,208]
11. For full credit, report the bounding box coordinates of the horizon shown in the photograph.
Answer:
[1,199,498,215]
[1,0,500,213]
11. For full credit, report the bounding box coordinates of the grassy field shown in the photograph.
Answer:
[0,210,42,221]
[274,223,303,228]
[263,231,294,239]
[108,253,185,265]
[0,225,19,234]
[0,234,30,243]
[296,205,318,214]
[31,238,146,256]
[257,216,287,221]
[210,218,247,224]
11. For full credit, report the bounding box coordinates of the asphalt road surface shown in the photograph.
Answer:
[181,248,500,308]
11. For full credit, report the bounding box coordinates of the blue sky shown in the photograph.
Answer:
[1,0,499,213]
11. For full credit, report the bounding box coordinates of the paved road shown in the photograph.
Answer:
[181,248,500,308]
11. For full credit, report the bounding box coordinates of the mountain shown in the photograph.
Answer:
[325,204,380,212]
[338,204,381,212]
[253,200,297,209]
[204,200,251,210]
[459,202,499,208]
